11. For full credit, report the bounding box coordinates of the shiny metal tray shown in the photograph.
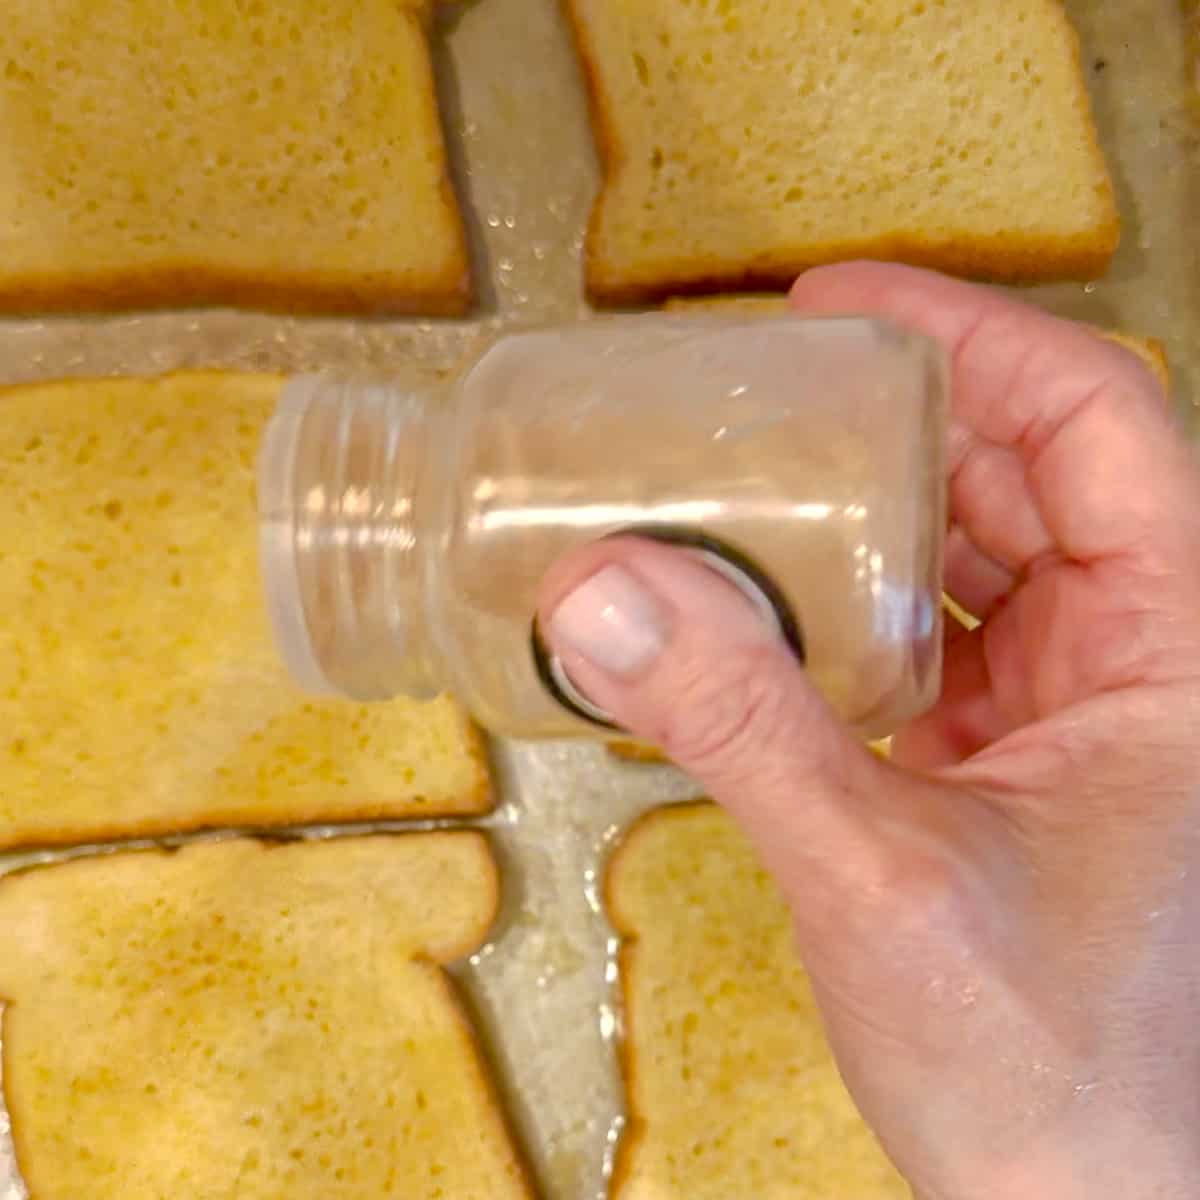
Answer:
[1,1,1197,1196]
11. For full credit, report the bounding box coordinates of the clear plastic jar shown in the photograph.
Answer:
[257,314,948,741]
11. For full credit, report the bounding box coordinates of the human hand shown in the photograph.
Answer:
[537,263,1200,1199]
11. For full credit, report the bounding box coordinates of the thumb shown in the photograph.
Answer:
[537,536,903,903]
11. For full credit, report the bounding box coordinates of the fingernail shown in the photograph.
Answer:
[548,565,670,677]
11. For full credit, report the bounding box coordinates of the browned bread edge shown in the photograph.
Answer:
[602,802,717,1197]
[0,258,471,317]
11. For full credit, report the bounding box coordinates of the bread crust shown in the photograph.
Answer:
[0,828,501,984]
[586,226,1121,308]
[0,781,493,854]
[0,258,471,317]
[560,0,631,300]
[606,740,669,764]
[0,705,493,852]
[603,801,712,1198]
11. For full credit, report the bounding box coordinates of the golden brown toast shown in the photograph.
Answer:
[0,372,491,849]
[0,833,532,1199]
[569,0,1119,304]
[606,803,911,1197]
[0,1,469,315]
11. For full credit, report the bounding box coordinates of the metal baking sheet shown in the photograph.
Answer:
[1,1,1197,1196]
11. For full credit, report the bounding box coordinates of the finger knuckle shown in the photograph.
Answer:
[852,845,975,948]
[656,643,792,771]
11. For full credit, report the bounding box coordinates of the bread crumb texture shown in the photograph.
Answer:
[0,372,491,850]
[0,0,468,314]
[0,834,532,1199]
[607,803,911,1198]
[572,0,1119,301]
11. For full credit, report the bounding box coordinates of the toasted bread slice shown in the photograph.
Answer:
[606,803,910,1197]
[0,372,491,850]
[0,1,469,314]
[0,833,532,1199]
[571,0,1119,304]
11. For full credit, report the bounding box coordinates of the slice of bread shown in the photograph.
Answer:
[666,296,1172,393]
[569,0,1120,304]
[606,803,910,1197]
[0,372,491,850]
[0,833,533,1199]
[0,2,469,315]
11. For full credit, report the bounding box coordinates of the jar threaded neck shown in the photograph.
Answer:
[257,375,440,702]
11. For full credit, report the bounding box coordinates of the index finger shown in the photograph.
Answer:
[789,262,1193,573]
